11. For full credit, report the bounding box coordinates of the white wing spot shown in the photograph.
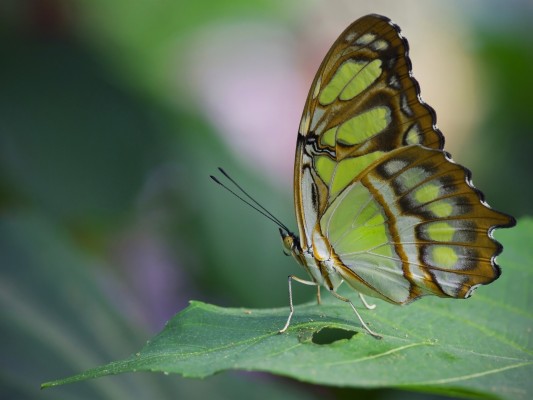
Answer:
[370,39,389,51]
[313,77,322,99]
[299,112,311,134]
[389,75,401,89]
[401,94,414,117]
[345,32,357,42]
[356,33,376,46]
[383,159,408,177]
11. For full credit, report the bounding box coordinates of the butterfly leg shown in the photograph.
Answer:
[316,285,322,305]
[279,275,318,333]
[358,293,376,310]
[330,291,382,339]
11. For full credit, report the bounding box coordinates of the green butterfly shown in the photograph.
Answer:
[214,14,515,338]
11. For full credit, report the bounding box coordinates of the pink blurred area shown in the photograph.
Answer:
[182,22,309,184]
[180,3,481,186]
[180,2,482,189]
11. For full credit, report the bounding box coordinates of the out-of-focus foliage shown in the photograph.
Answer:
[470,24,533,217]
[0,0,530,399]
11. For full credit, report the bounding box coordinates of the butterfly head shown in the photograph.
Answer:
[279,228,302,257]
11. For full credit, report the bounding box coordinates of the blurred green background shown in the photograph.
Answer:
[1,0,531,399]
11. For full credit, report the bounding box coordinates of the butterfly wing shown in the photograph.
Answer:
[294,14,515,303]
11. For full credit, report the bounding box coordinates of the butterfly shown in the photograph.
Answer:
[213,14,515,339]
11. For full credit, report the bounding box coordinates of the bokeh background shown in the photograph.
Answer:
[1,0,531,399]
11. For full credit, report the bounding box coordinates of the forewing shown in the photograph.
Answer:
[295,14,443,246]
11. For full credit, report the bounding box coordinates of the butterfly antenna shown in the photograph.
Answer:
[210,168,292,234]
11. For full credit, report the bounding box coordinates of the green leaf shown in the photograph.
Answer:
[42,218,533,399]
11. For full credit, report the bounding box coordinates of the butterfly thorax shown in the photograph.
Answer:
[280,228,344,290]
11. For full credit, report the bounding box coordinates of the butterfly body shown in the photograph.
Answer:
[277,14,515,333]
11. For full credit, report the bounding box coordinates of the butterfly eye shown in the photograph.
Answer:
[281,233,293,253]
